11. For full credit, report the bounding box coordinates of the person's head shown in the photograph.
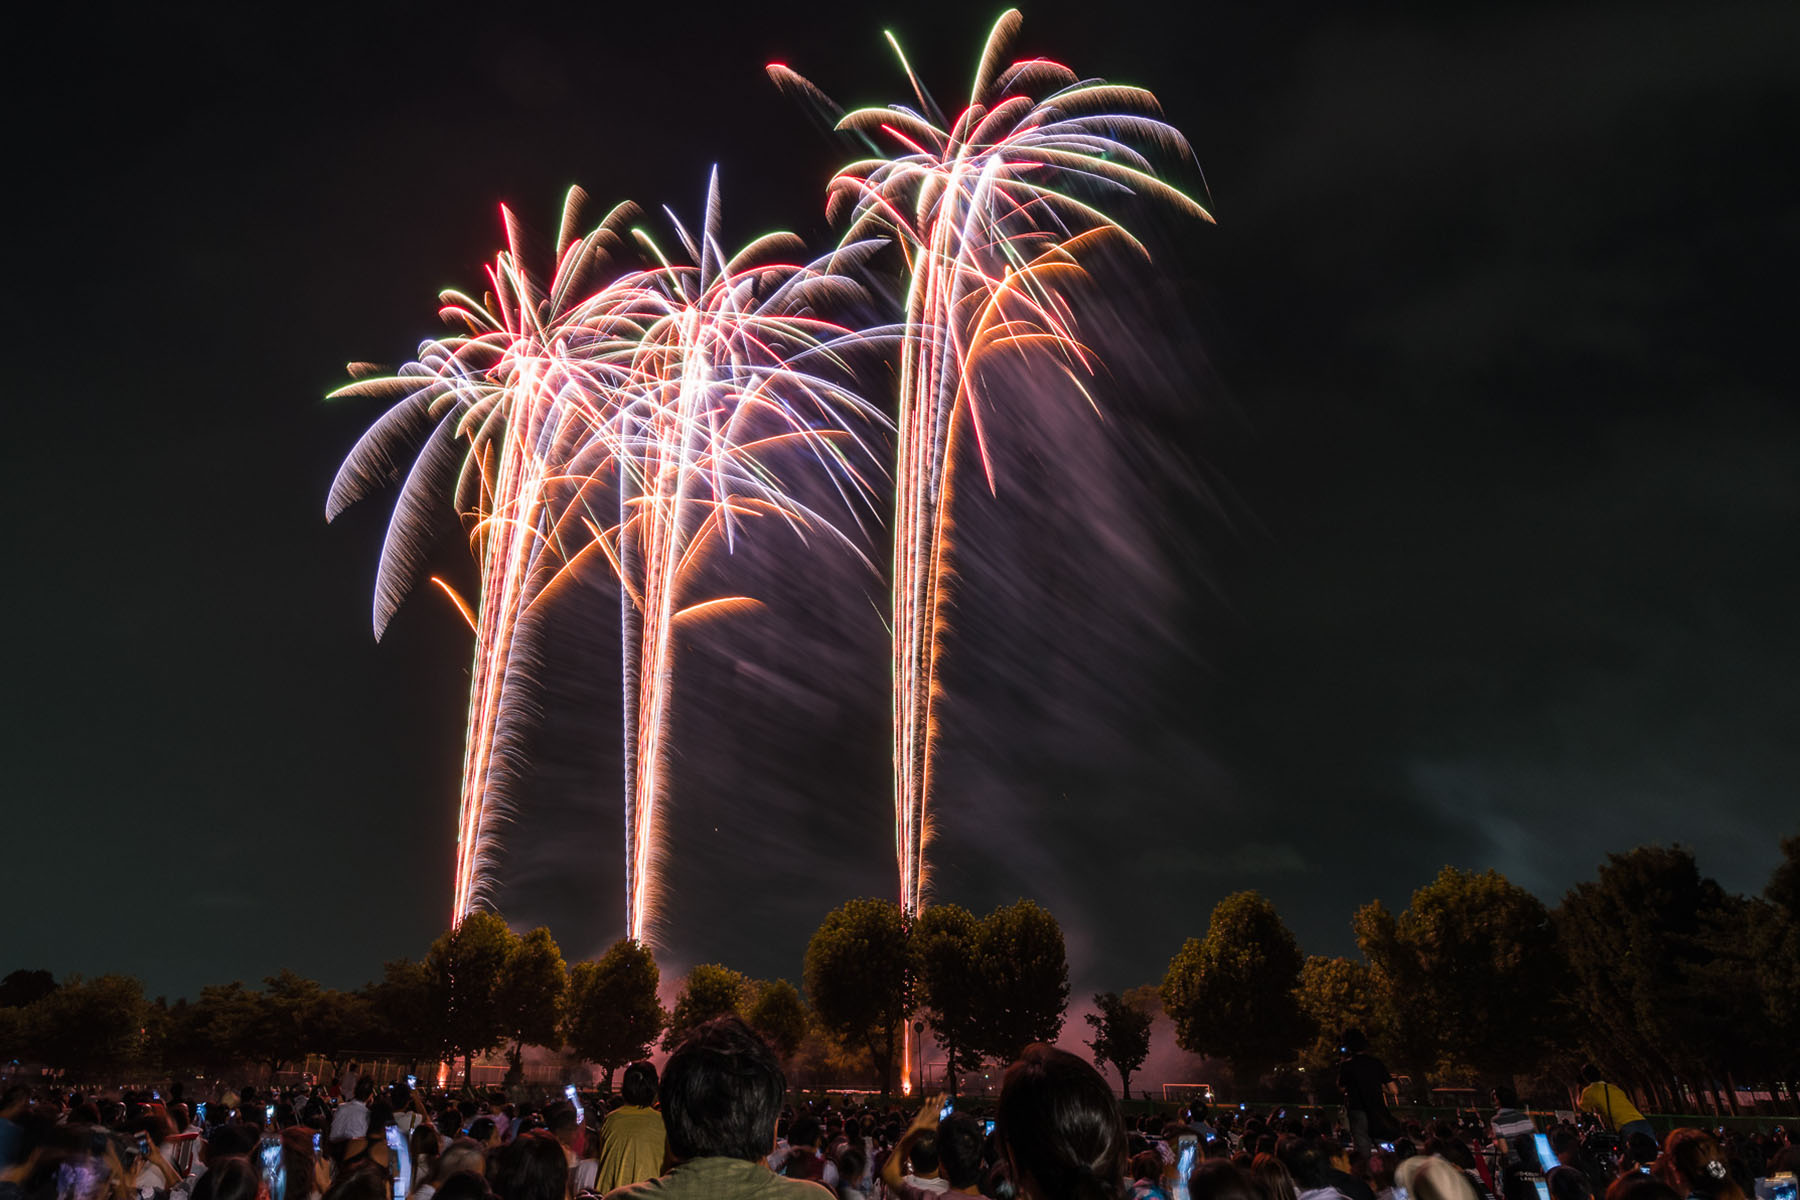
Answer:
[622,1063,659,1109]
[1275,1137,1328,1190]
[544,1101,578,1146]
[1339,1030,1369,1056]
[468,1118,499,1148]
[438,1170,494,1200]
[1492,1086,1520,1110]
[193,1157,263,1200]
[1250,1155,1297,1200]
[430,1138,488,1186]
[939,1115,986,1191]
[1190,1161,1257,1200]
[493,1129,569,1200]
[996,1045,1127,1200]
[325,1165,392,1200]
[910,1132,943,1176]
[1605,1175,1681,1200]
[792,1117,824,1151]
[354,1078,376,1104]
[1658,1130,1744,1200]
[1577,1065,1601,1087]
[1131,1152,1163,1183]
[660,1016,785,1163]
[838,1143,869,1192]
[1547,1167,1590,1200]
[1393,1156,1476,1200]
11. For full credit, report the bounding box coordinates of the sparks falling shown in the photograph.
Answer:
[773,9,1211,1088]
[573,173,888,944]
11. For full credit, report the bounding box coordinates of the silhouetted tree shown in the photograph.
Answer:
[665,964,749,1048]
[971,899,1070,1064]
[1086,991,1152,1099]
[745,979,808,1062]
[426,912,515,1085]
[498,927,567,1082]
[914,903,984,1093]
[1163,891,1310,1081]
[805,897,909,1096]
[565,939,664,1092]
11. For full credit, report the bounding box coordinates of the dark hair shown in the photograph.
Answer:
[1339,1030,1369,1055]
[1275,1138,1327,1190]
[468,1118,498,1145]
[940,1115,987,1191]
[1577,1065,1600,1086]
[208,1126,262,1160]
[1547,1168,1590,1200]
[792,1117,823,1149]
[660,1016,784,1163]
[355,1078,377,1103]
[194,1158,264,1200]
[438,1170,495,1200]
[997,1044,1128,1200]
[622,1063,659,1108]
[1604,1175,1681,1200]
[838,1144,869,1196]
[1492,1086,1519,1109]
[1131,1152,1163,1182]
[494,1129,569,1200]
[1190,1161,1258,1200]
[324,1165,390,1200]
[910,1131,942,1175]
[544,1101,578,1136]
[1657,1130,1744,1200]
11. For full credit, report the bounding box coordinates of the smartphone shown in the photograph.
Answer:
[386,1125,413,1200]
[1174,1135,1198,1200]
[1534,1135,1556,1172]
[984,1120,996,1137]
[266,1103,277,1125]
[1379,1143,1396,1153]
[135,1133,151,1158]
[313,1132,322,1154]
[153,1090,162,1101]
[197,1102,209,1123]
[407,1074,417,1089]
[939,1097,955,1122]
[1533,1181,1551,1200]
[259,1138,287,1200]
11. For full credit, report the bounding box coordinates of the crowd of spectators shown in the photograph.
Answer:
[0,1020,1793,1200]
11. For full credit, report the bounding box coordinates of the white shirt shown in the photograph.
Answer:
[330,1100,370,1141]
[903,1177,951,1195]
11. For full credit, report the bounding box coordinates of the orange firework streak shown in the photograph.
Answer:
[775,10,1211,1091]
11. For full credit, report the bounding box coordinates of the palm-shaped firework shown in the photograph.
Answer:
[573,170,889,945]
[329,177,887,941]
[327,189,636,924]
[772,10,1211,930]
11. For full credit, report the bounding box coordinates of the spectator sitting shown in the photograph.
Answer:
[1394,1158,1477,1200]
[1131,1150,1171,1200]
[603,1016,830,1200]
[884,1123,948,1198]
[1190,1161,1258,1200]
[413,1138,487,1200]
[1276,1137,1347,1200]
[596,1063,667,1194]
[495,1130,569,1200]
[1654,1130,1745,1200]
[994,1046,1128,1200]
[780,1118,836,1188]
[1252,1155,1299,1200]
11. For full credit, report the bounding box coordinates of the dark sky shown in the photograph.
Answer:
[4,0,1796,1005]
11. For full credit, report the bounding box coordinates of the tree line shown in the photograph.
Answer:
[3,837,1793,1107]
[1161,838,1800,1111]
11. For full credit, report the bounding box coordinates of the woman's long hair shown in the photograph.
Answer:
[1656,1130,1745,1200]
[997,1045,1129,1200]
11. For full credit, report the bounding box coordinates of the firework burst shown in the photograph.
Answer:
[774,8,1211,1087]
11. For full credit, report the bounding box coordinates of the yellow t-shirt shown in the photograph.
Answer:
[597,1105,668,1193]
[1578,1081,1646,1130]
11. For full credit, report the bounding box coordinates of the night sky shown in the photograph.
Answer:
[5,0,1796,1005]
